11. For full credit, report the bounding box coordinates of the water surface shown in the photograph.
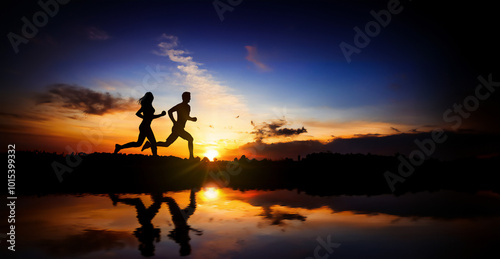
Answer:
[3,189,500,258]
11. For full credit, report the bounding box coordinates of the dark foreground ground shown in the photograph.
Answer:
[10,151,500,196]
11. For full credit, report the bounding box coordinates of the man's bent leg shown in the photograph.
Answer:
[178,130,194,159]
[157,133,179,147]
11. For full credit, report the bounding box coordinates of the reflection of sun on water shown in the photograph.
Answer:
[202,187,220,201]
[204,149,219,161]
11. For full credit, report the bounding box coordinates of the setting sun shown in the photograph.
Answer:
[204,149,219,161]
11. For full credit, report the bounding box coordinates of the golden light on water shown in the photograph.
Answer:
[202,187,220,200]
[204,149,219,161]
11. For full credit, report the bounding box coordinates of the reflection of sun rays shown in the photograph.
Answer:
[201,187,220,201]
[178,161,199,176]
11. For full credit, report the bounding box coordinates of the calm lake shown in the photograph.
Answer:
[3,189,500,259]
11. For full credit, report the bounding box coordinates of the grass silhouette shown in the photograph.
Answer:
[12,151,500,196]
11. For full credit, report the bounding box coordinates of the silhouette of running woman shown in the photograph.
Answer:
[109,193,164,257]
[114,92,166,156]
[142,92,197,159]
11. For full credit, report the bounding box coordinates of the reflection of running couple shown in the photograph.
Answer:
[114,92,197,159]
[109,189,201,257]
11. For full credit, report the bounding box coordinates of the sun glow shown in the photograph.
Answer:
[202,187,220,200]
[204,149,219,161]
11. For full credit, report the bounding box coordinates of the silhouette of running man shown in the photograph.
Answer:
[163,188,202,256]
[143,92,197,159]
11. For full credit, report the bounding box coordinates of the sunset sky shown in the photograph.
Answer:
[1,0,499,160]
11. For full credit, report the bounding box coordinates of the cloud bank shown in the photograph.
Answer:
[251,119,307,142]
[234,131,500,160]
[36,84,136,115]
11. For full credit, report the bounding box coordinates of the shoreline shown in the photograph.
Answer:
[12,151,500,196]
